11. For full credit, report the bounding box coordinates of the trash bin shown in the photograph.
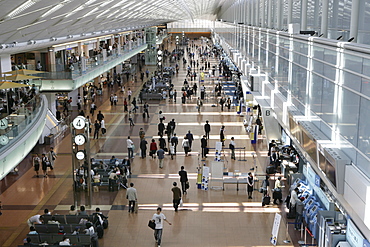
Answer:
[44,134,54,145]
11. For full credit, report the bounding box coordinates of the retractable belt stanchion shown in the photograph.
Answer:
[238,147,247,161]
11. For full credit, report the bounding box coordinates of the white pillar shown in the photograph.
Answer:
[276,0,282,30]
[301,0,308,30]
[261,0,266,28]
[255,0,260,26]
[68,88,79,107]
[287,0,293,25]
[349,0,360,42]
[321,0,329,37]
[267,0,273,28]
[43,93,57,115]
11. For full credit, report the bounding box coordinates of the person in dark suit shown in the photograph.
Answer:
[204,120,211,139]
[201,135,208,158]
[220,125,225,146]
[158,120,165,137]
[186,130,194,149]
[140,138,148,159]
[178,166,188,194]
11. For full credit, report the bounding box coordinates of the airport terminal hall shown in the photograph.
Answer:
[1,0,370,246]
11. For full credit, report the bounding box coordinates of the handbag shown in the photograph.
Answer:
[179,198,183,207]
[148,220,155,230]
[185,181,190,189]
[259,187,264,193]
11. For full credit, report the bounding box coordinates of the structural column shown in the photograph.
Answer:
[321,0,329,37]
[349,0,360,42]
[276,0,282,30]
[287,0,293,25]
[261,0,266,28]
[301,0,308,30]
[267,0,272,28]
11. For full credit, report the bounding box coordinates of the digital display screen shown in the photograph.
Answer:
[326,160,337,188]
[301,127,317,163]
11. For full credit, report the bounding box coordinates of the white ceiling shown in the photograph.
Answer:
[0,0,231,44]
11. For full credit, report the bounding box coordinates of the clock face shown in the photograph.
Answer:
[0,135,9,145]
[76,151,85,160]
[72,116,86,130]
[74,134,86,145]
[0,119,8,130]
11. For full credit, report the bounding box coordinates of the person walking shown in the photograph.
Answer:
[127,136,134,159]
[196,97,202,113]
[261,175,270,197]
[201,135,208,158]
[123,98,128,112]
[131,97,137,113]
[97,110,104,122]
[178,166,188,195]
[150,139,158,159]
[90,101,96,116]
[229,137,236,160]
[157,148,165,168]
[47,147,57,170]
[171,182,182,212]
[158,135,166,150]
[93,120,101,139]
[143,102,150,118]
[128,111,135,126]
[151,207,171,247]
[126,183,138,213]
[33,154,41,177]
[41,154,49,177]
[204,120,211,139]
[273,177,283,204]
[186,130,194,149]
[247,172,254,199]
[100,119,106,135]
[182,136,190,156]
[170,133,178,154]
[158,120,165,137]
[140,138,148,159]
[220,125,225,146]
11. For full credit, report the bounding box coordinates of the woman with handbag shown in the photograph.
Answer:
[41,153,50,177]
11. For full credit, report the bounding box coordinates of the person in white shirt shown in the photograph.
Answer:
[127,136,134,159]
[59,236,71,246]
[27,215,44,227]
[126,183,138,213]
[151,207,171,247]
[100,119,106,135]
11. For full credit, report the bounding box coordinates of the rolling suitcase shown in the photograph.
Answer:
[262,195,270,206]
[266,166,275,174]
[96,225,104,238]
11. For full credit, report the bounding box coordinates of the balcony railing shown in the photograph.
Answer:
[36,38,144,81]
[0,94,44,150]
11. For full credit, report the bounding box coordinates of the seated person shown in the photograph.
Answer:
[84,222,95,236]
[72,226,81,235]
[109,156,117,164]
[78,205,88,216]
[59,236,71,246]
[28,226,38,235]
[47,216,60,225]
[68,205,78,215]
[93,172,101,186]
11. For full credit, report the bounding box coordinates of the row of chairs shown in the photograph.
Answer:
[35,224,86,234]
[42,215,93,225]
[27,233,91,246]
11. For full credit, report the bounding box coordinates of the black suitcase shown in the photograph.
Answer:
[182,97,185,103]
[96,225,104,238]
[262,195,270,206]
[143,112,146,118]
[266,166,275,174]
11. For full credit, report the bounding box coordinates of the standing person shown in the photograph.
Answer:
[171,182,182,212]
[200,84,205,100]
[261,176,270,196]
[173,89,177,103]
[220,125,225,146]
[295,197,305,230]
[127,88,132,102]
[100,119,106,135]
[93,120,100,139]
[97,111,104,122]
[108,170,118,192]
[150,139,158,159]
[226,97,231,110]
[204,120,211,139]
[128,111,135,126]
[178,166,188,195]
[110,94,114,106]
[186,130,194,149]
[127,136,134,159]
[143,102,150,118]
[126,183,138,213]
[151,207,172,247]
[219,97,225,111]
[33,154,41,177]
[145,69,150,78]
[273,177,283,204]
[196,97,202,113]
[247,172,254,199]
[140,138,148,159]
[158,135,166,150]
[139,128,145,140]
[169,119,176,136]
[229,137,236,160]
[201,135,208,158]
[131,97,137,113]
[113,94,118,105]
[289,188,300,218]
[170,133,178,154]
[158,120,165,137]
[47,147,57,170]
[182,136,190,156]
[41,153,49,177]
[90,101,96,116]
[157,148,165,169]
[123,98,128,112]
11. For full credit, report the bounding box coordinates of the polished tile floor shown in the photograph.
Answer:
[0,39,299,247]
